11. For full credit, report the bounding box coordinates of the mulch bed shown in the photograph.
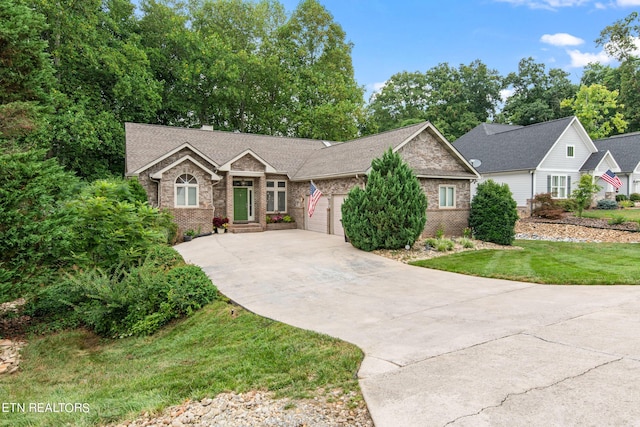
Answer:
[521,213,639,232]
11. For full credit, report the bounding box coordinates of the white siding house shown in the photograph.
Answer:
[454,116,623,214]
[594,132,640,198]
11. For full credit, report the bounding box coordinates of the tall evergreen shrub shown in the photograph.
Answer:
[341,149,427,251]
[469,180,518,245]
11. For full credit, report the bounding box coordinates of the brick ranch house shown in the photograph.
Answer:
[124,121,480,238]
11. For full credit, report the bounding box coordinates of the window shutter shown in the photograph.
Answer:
[567,176,571,195]
[547,175,551,193]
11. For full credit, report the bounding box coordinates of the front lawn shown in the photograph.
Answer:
[410,240,640,285]
[582,208,640,222]
[0,300,363,427]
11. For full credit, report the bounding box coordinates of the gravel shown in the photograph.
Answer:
[112,390,373,427]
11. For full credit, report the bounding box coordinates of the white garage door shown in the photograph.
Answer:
[332,195,346,236]
[306,196,329,233]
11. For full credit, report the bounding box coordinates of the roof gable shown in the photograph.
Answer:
[150,155,221,180]
[453,116,587,173]
[217,149,277,173]
[594,132,640,173]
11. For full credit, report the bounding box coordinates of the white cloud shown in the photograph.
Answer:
[617,0,640,6]
[370,81,387,93]
[540,33,585,46]
[495,0,590,10]
[566,49,613,67]
[500,88,515,102]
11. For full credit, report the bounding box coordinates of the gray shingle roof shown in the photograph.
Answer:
[453,116,576,173]
[580,151,609,171]
[594,132,640,173]
[125,123,325,175]
[126,121,459,181]
[291,122,428,180]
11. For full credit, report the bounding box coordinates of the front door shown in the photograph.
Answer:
[234,188,248,221]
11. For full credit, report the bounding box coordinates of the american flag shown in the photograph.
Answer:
[600,169,623,189]
[308,181,323,217]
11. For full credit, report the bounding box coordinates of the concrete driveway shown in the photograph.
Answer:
[177,230,640,426]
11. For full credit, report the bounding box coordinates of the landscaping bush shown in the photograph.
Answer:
[531,193,564,219]
[597,199,618,210]
[630,193,640,202]
[66,179,175,270]
[434,238,455,251]
[616,194,628,202]
[619,200,635,208]
[0,150,80,302]
[341,149,427,251]
[469,180,518,245]
[608,215,626,225]
[28,248,217,338]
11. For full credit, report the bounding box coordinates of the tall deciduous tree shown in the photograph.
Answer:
[498,57,576,125]
[367,61,502,140]
[561,84,627,139]
[596,12,640,132]
[275,0,364,140]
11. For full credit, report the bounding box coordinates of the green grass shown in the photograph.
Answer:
[582,208,640,222]
[410,240,640,285]
[0,300,363,427]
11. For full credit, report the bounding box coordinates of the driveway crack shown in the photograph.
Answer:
[442,357,623,427]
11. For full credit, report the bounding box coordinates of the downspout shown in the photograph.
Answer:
[529,170,535,217]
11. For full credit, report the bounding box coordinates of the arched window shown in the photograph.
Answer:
[175,174,198,207]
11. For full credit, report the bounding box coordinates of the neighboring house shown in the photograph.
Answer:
[594,132,640,197]
[125,121,480,237]
[453,116,621,215]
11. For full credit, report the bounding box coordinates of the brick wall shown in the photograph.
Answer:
[424,209,470,237]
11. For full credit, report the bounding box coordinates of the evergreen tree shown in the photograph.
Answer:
[341,148,427,251]
[469,180,518,245]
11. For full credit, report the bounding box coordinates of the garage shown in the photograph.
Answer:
[331,195,346,237]
[305,196,329,233]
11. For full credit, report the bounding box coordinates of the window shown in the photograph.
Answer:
[439,185,456,208]
[566,145,575,158]
[550,175,567,198]
[266,180,286,213]
[175,174,198,207]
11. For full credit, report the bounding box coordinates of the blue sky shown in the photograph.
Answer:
[276,0,640,100]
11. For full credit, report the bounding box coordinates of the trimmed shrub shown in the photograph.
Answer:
[341,149,427,251]
[630,193,640,202]
[531,193,564,219]
[616,194,628,202]
[597,199,618,210]
[619,200,635,208]
[469,180,518,245]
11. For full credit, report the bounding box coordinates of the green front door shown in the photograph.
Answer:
[233,188,248,221]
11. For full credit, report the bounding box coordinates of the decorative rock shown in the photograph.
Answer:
[110,390,373,427]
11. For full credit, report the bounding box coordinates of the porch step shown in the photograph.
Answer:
[228,223,263,233]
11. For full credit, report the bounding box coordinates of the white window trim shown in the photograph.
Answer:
[439,185,456,208]
[550,175,568,199]
[266,180,287,213]
[566,145,575,158]
[175,174,199,208]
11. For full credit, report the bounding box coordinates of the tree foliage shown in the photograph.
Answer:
[367,60,502,140]
[0,150,79,301]
[561,84,628,139]
[571,174,602,217]
[498,57,576,126]
[469,180,518,246]
[341,149,427,251]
